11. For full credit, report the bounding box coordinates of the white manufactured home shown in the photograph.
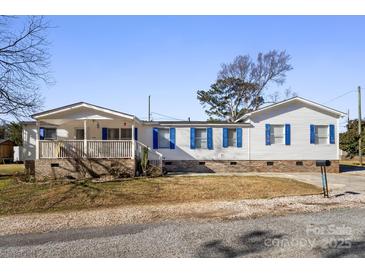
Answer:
[21,97,345,180]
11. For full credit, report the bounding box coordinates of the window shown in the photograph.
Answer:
[195,128,207,149]
[75,129,84,140]
[120,128,132,140]
[228,128,237,147]
[315,125,328,144]
[158,128,170,148]
[270,125,284,144]
[107,128,119,140]
[44,128,57,140]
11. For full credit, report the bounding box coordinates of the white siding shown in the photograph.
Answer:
[21,100,341,161]
[139,126,249,160]
[22,124,37,160]
[248,102,339,160]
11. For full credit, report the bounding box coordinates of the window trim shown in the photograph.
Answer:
[270,124,285,145]
[43,128,57,140]
[75,128,85,140]
[195,128,207,149]
[157,127,170,149]
[314,125,329,145]
[107,128,120,140]
[120,128,132,140]
[227,128,237,147]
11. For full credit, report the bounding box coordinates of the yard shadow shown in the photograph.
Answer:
[340,164,365,173]
[196,230,285,258]
[333,191,361,198]
[0,223,160,248]
[316,232,365,258]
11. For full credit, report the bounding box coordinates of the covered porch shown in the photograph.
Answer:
[39,139,134,159]
[32,102,139,159]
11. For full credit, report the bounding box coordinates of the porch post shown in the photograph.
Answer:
[83,119,87,157]
[35,121,40,160]
[131,123,135,159]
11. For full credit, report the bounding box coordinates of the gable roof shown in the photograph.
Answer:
[31,102,138,121]
[0,139,15,145]
[238,96,346,121]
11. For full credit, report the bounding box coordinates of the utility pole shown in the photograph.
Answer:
[347,109,350,127]
[148,95,151,122]
[358,86,362,166]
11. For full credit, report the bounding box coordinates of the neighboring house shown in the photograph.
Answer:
[0,139,15,163]
[21,97,345,180]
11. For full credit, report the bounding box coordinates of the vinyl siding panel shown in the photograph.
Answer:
[248,103,339,160]
[139,126,249,160]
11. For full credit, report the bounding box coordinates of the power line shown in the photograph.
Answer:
[151,112,186,121]
[323,90,356,104]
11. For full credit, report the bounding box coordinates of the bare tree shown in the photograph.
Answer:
[266,88,297,104]
[0,16,52,121]
[197,50,293,122]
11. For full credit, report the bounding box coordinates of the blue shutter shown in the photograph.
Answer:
[153,128,158,149]
[222,128,228,148]
[39,127,45,140]
[236,128,242,148]
[134,127,138,141]
[310,125,315,144]
[190,128,196,149]
[265,124,271,145]
[207,128,213,150]
[285,124,291,145]
[170,128,176,149]
[329,124,335,144]
[102,128,108,140]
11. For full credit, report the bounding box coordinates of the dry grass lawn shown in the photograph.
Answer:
[0,164,24,175]
[340,160,364,167]
[0,175,321,216]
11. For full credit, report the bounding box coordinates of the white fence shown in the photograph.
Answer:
[87,140,132,158]
[39,140,132,159]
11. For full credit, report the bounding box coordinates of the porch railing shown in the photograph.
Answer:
[87,140,132,158]
[39,140,133,159]
[39,140,84,159]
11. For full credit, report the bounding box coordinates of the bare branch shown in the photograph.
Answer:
[198,50,292,121]
[0,16,52,121]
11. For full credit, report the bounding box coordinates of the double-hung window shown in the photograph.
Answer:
[120,128,132,140]
[75,128,85,140]
[158,128,170,148]
[107,128,119,140]
[270,125,284,144]
[44,128,57,140]
[227,128,237,147]
[195,128,207,149]
[315,125,329,144]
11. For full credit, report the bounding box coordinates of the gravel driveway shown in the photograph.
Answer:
[1,207,365,257]
[1,191,364,236]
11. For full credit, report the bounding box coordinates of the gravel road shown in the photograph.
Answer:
[1,207,365,258]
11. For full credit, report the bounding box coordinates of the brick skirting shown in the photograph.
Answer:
[163,160,340,173]
[35,158,136,181]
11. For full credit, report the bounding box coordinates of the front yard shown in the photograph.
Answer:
[0,164,321,215]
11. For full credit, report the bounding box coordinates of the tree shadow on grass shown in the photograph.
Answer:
[316,232,365,258]
[196,230,285,258]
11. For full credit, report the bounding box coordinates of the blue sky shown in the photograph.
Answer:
[44,16,365,128]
